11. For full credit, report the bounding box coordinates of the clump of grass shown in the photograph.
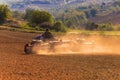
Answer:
[99,31,105,36]
[80,31,91,36]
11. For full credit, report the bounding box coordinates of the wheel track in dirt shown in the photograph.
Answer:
[1,30,120,80]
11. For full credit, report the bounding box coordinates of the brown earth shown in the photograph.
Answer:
[0,30,120,80]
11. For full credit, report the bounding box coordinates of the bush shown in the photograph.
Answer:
[29,10,54,27]
[98,23,113,31]
[0,5,11,24]
[85,22,113,31]
[53,21,67,32]
[85,22,98,30]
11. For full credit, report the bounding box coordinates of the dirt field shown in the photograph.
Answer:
[0,30,120,80]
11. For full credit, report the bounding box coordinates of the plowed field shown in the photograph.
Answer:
[0,30,120,80]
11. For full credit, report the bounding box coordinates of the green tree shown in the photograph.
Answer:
[30,10,54,27]
[24,9,34,21]
[0,5,11,24]
[53,21,67,32]
[84,10,91,18]
[56,10,87,28]
[90,8,97,17]
[85,22,98,30]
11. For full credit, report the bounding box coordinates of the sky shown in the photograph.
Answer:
[0,0,5,4]
[0,0,3,4]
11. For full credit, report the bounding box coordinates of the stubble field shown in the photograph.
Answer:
[0,30,120,80]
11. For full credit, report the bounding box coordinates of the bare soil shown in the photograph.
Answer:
[0,30,120,80]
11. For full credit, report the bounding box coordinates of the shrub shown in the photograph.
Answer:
[85,22,113,31]
[0,5,11,24]
[98,23,113,31]
[29,10,54,27]
[85,22,98,30]
[53,21,67,32]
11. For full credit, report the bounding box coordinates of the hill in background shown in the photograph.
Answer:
[89,11,120,25]
[2,0,120,31]
[6,0,115,11]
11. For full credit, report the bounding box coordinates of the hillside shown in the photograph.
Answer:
[89,11,120,25]
[6,0,115,11]
[2,0,120,30]
[7,0,85,10]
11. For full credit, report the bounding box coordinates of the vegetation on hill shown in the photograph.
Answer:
[0,5,11,24]
[0,5,67,32]
[76,0,120,31]
[0,0,120,32]
[29,10,54,27]
[56,9,87,29]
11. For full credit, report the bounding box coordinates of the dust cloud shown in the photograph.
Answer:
[32,35,120,55]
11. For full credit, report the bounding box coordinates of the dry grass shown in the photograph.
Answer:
[0,30,120,80]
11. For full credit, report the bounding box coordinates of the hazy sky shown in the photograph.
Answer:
[0,0,4,4]
[0,0,6,4]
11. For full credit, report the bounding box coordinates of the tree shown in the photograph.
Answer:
[29,10,54,27]
[53,21,67,32]
[0,5,11,24]
[24,9,34,21]
[85,22,98,30]
[84,10,91,18]
[90,8,97,17]
[56,10,87,28]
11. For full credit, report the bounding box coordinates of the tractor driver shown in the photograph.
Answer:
[42,29,54,40]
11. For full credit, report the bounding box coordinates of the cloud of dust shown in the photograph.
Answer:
[32,35,120,55]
